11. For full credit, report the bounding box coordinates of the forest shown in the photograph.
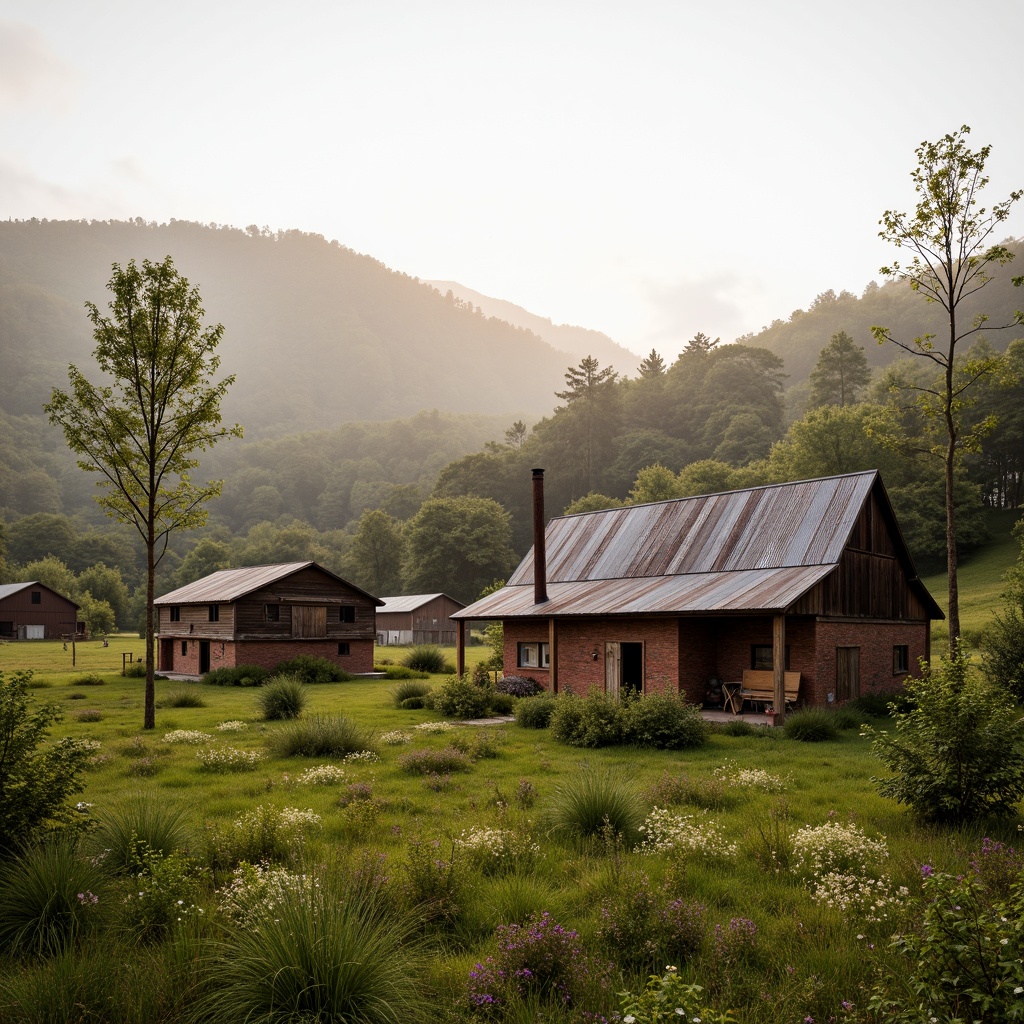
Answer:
[0,220,1022,628]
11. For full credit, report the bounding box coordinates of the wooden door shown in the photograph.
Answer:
[836,646,860,701]
[604,642,621,698]
[292,605,327,638]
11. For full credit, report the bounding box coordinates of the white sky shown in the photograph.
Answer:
[2,0,1022,362]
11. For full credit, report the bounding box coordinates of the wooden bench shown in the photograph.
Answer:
[739,669,801,710]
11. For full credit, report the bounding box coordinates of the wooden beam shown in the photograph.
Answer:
[773,613,786,726]
[456,619,466,677]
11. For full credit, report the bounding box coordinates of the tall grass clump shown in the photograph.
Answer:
[256,675,308,720]
[402,645,453,674]
[198,878,428,1024]
[0,839,107,955]
[202,664,271,687]
[160,686,206,708]
[273,654,353,684]
[545,769,644,845]
[267,714,374,759]
[782,708,841,742]
[389,679,432,708]
[90,795,191,874]
[69,674,106,687]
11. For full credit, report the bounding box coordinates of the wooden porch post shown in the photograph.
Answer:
[456,619,466,677]
[548,618,558,694]
[773,613,786,726]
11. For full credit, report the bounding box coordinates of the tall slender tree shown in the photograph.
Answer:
[554,356,619,494]
[47,256,241,728]
[872,126,1022,651]
[808,331,871,408]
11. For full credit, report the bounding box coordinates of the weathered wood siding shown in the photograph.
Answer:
[0,588,82,639]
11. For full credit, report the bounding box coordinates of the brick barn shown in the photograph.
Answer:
[155,562,382,675]
[0,581,84,640]
[453,470,943,711]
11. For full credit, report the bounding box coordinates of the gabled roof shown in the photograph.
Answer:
[155,562,383,607]
[377,594,465,614]
[0,581,79,607]
[455,471,941,620]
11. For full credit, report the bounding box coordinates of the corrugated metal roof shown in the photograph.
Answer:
[0,582,33,601]
[457,566,837,619]
[155,562,383,606]
[377,594,464,614]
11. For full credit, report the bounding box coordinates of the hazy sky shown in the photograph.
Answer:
[3,0,1022,362]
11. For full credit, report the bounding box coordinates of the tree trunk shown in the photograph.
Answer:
[144,522,156,730]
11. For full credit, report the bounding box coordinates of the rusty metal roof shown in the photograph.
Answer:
[155,562,383,606]
[455,471,920,620]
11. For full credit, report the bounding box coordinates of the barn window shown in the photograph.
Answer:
[893,645,909,675]
[338,642,350,656]
[265,604,280,622]
[339,605,356,622]
[208,605,220,622]
[169,606,181,622]
[517,642,549,669]
[751,645,790,670]
[31,591,41,604]
[181,641,187,656]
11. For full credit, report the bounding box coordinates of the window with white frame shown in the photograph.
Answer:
[517,641,549,669]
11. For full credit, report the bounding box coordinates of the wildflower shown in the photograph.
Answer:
[920,863,933,876]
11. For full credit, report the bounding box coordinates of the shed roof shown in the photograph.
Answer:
[377,594,465,614]
[155,562,383,607]
[455,471,940,620]
[0,581,79,607]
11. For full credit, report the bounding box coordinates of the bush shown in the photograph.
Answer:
[274,654,353,684]
[782,708,841,742]
[256,675,308,720]
[91,795,191,874]
[69,674,105,687]
[160,686,206,708]
[400,696,427,710]
[0,670,93,853]
[549,692,623,747]
[849,691,898,718]
[496,675,544,698]
[0,839,107,955]
[402,645,453,674]
[864,643,1024,823]
[488,692,515,715]
[545,769,644,845]
[983,601,1024,701]
[431,675,493,719]
[122,661,147,678]
[515,695,557,729]
[828,705,862,730]
[202,664,271,687]
[620,691,707,749]
[208,804,323,868]
[389,680,432,708]
[267,714,374,759]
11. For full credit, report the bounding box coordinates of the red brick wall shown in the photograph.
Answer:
[158,638,374,674]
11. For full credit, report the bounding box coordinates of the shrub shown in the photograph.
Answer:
[256,675,308,720]
[496,675,544,698]
[782,707,840,742]
[160,686,206,708]
[389,680,432,708]
[397,747,474,775]
[849,691,897,718]
[864,644,1024,823]
[983,600,1024,701]
[209,804,322,867]
[122,661,147,678]
[119,843,207,942]
[376,665,429,680]
[402,836,465,924]
[91,795,190,874]
[0,839,107,955]
[217,861,320,928]
[400,696,426,710]
[402,645,450,673]
[273,654,353,684]
[715,719,758,737]
[431,675,493,719]
[829,705,863,730]
[549,692,623,747]
[514,694,557,729]
[0,670,93,853]
[202,664,271,687]
[789,819,889,877]
[198,878,428,1024]
[488,692,515,715]
[620,691,708,749]
[619,966,733,1024]
[267,714,374,759]
[545,769,643,845]
[69,674,105,687]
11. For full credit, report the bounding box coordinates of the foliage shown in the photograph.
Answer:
[515,694,558,729]
[401,835,466,925]
[864,643,1024,823]
[196,746,265,772]
[201,663,270,687]
[120,841,206,942]
[272,654,352,684]
[402,644,450,673]
[70,673,106,686]
[160,685,206,708]
[808,330,871,408]
[454,825,540,875]
[637,808,738,859]
[618,966,737,1024]
[0,670,93,854]
[266,713,373,758]
[46,255,242,729]
[782,707,841,741]
[389,679,433,707]
[0,839,107,956]
[376,664,429,680]
[208,804,322,868]
[620,691,708,749]
[345,508,405,595]
[495,675,544,697]
[90,794,190,874]
[256,675,308,720]
[549,691,623,747]
[545,769,644,845]
[431,674,494,719]
[983,517,1024,700]
[397,746,475,775]
[197,876,428,1024]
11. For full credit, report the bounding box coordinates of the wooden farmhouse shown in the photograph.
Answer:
[375,594,466,646]
[453,470,943,710]
[0,581,84,640]
[154,562,382,675]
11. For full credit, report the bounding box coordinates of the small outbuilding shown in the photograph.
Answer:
[453,469,943,711]
[0,581,83,640]
[375,594,466,646]
[154,561,382,675]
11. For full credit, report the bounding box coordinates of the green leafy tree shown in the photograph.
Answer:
[553,356,619,494]
[0,670,93,853]
[75,591,117,637]
[562,493,623,515]
[627,464,681,505]
[76,562,130,628]
[46,256,242,729]
[478,579,506,670]
[676,459,738,498]
[403,496,517,604]
[872,125,1023,650]
[807,330,871,408]
[864,643,1024,824]
[346,509,405,596]
[12,555,78,598]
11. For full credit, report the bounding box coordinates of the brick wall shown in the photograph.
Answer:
[158,637,374,674]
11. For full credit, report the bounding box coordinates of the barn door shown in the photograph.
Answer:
[604,642,621,698]
[836,647,860,702]
[292,605,327,638]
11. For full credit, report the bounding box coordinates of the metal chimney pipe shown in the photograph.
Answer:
[532,468,548,604]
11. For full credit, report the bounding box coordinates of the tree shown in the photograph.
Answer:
[346,509,405,596]
[553,356,619,494]
[627,464,681,505]
[982,515,1024,700]
[562,493,623,515]
[46,256,241,729]
[636,349,666,378]
[807,331,871,408]
[872,126,1023,650]
[683,332,719,356]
